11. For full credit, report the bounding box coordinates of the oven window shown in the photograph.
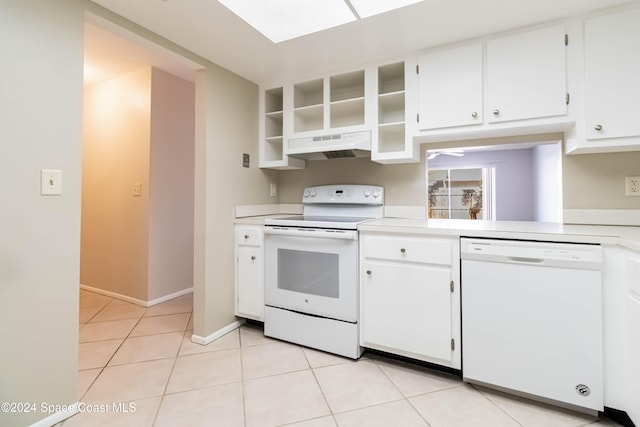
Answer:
[277,249,339,298]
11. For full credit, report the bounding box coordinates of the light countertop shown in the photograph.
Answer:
[233,208,640,251]
[359,218,640,251]
[234,214,293,226]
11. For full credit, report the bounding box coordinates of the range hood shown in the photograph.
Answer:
[285,130,371,161]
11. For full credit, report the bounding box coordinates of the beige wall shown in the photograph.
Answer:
[82,67,195,301]
[0,1,83,426]
[278,157,427,206]
[148,68,195,300]
[563,150,640,209]
[278,143,640,212]
[86,0,278,344]
[193,64,279,336]
[81,68,152,300]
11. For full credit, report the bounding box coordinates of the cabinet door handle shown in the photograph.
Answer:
[492,109,500,116]
[251,256,256,261]
[471,112,478,118]
[400,248,406,254]
[366,270,372,276]
[595,124,603,131]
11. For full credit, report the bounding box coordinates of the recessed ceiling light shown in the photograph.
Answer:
[348,0,423,18]
[218,0,357,43]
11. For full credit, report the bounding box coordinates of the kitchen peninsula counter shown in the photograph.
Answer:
[358,218,640,251]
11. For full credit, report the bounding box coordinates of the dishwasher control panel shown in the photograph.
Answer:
[460,238,602,267]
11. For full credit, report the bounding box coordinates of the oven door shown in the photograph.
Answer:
[264,227,358,323]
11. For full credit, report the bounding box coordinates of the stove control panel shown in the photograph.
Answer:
[302,185,384,205]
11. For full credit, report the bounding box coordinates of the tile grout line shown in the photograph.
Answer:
[150,322,192,426]
[80,299,113,324]
[471,383,526,427]
[76,292,195,425]
[84,307,146,378]
[75,296,131,413]
[368,356,435,427]
[239,325,249,427]
[305,350,339,426]
[77,298,124,397]
[75,297,611,426]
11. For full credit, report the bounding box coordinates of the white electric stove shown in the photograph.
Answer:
[263,184,384,358]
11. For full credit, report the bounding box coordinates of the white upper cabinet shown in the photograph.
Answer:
[259,6,640,166]
[418,43,483,130]
[584,8,640,141]
[415,24,570,143]
[293,78,324,133]
[372,60,419,163]
[487,25,567,123]
[259,86,305,169]
[330,70,366,129]
[288,70,370,139]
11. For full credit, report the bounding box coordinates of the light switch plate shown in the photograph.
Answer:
[133,183,142,197]
[270,183,277,197]
[41,169,62,196]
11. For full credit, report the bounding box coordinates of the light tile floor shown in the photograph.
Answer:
[64,290,622,427]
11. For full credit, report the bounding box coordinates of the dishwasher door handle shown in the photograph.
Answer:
[507,256,545,264]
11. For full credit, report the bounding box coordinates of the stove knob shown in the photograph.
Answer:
[304,191,310,198]
[373,190,381,198]
[310,190,317,197]
[364,190,371,198]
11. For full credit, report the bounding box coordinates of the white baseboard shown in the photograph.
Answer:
[147,287,193,306]
[563,209,640,226]
[80,284,193,307]
[191,319,245,345]
[30,401,79,427]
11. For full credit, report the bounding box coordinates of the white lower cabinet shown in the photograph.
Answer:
[627,294,640,425]
[626,252,640,426]
[359,232,460,369]
[235,225,264,321]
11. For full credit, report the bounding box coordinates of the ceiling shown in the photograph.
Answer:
[84,15,201,86]
[87,0,637,86]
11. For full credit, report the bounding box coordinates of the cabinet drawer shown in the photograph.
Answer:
[236,227,263,246]
[363,234,453,265]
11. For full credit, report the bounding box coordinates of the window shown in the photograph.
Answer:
[428,167,495,220]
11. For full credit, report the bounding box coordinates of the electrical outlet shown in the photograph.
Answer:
[625,176,640,196]
[270,183,277,197]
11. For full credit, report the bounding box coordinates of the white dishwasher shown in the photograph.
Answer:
[461,238,603,412]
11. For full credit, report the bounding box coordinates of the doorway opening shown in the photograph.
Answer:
[78,12,202,397]
[81,14,200,304]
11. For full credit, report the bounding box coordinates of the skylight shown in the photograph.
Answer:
[348,0,424,19]
[217,0,423,43]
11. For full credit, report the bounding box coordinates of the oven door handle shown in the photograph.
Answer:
[264,227,357,240]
